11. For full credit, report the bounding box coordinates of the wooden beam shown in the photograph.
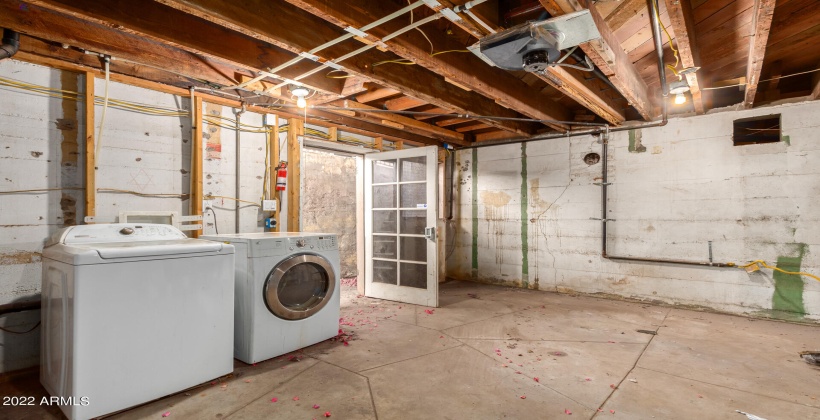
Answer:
[435,117,471,127]
[191,95,204,237]
[743,0,777,108]
[394,140,403,150]
[328,127,338,142]
[287,118,304,231]
[157,0,541,135]
[330,99,468,145]
[83,72,95,222]
[540,0,655,120]
[24,0,343,95]
[373,137,383,151]
[384,96,427,111]
[355,88,400,103]
[665,0,704,114]
[455,123,492,132]
[605,0,647,32]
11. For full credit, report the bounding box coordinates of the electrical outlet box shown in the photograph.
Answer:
[262,200,277,211]
[263,114,277,126]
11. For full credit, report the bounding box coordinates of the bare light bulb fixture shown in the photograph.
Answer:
[674,93,686,104]
[668,79,690,106]
[289,85,310,109]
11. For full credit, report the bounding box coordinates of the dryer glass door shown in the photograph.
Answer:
[264,254,336,320]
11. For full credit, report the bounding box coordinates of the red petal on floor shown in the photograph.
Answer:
[515,371,522,374]
[324,412,332,417]
[293,396,300,401]
[610,384,616,389]
[424,309,434,315]
[162,412,171,417]
[565,409,572,415]
[271,397,278,403]
[343,341,349,346]
[313,404,320,409]
[610,410,615,414]
[520,395,526,399]
[533,377,540,382]
[585,378,591,381]
[439,336,444,338]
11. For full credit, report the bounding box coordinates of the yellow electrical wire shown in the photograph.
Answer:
[325,69,356,79]
[654,0,682,77]
[732,260,820,283]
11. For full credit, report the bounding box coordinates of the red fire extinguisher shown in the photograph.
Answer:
[275,162,287,192]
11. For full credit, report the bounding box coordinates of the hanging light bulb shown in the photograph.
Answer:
[297,96,307,108]
[674,93,686,105]
[289,85,310,109]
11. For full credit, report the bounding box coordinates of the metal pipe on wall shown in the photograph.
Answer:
[234,105,246,233]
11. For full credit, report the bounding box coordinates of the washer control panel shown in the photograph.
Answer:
[285,235,337,251]
[61,223,187,244]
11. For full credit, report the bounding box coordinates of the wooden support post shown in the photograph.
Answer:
[328,126,338,142]
[191,96,203,237]
[287,118,304,231]
[394,140,403,150]
[270,115,281,232]
[83,72,96,223]
[373,136,383,151]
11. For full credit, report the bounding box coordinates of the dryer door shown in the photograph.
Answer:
[263,254,336,320]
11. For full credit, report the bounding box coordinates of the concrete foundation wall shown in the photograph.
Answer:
[449,100,820,322]
[301,148,358,278]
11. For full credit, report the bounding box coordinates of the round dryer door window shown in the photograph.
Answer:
[264,254,336,320]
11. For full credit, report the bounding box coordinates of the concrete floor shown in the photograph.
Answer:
[2,280,820,419]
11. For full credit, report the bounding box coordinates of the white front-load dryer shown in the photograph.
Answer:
[201,232,340,364]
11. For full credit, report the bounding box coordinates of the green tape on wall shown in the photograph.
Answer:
[471,148,478,277]
[520,143,529,288]
[772,244,807,316]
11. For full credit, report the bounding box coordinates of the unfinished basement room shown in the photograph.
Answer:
[1,0,819,419]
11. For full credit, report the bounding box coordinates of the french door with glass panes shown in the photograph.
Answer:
[364,146,438,307]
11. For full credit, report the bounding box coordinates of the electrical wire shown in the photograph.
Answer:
[325,69,355,79]
[205,195,262,207]
[409,0,434,55]
[702,67,820,91]
[97,188,188,198]
[96,56,111,159]
[0,187,84,194]
[0,321,40,335]
[205,206,219,234]
[733,260,820,283]
[653,0,682,78]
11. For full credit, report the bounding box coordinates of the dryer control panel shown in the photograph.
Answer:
[287,235,337,251]
[50,223,187,246]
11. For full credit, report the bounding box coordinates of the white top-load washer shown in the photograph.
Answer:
[201,232,340,364]
[40,223,235,420]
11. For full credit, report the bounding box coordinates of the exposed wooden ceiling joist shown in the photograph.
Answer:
[280,0,578,129]
[743,0,777,108]
[540,0,655,120]
[23,0,346,96]
[355,87,400,103]
[664,0,704,114]
[605,0,647,32]
[384,96,427,111]
[155,0,540,136]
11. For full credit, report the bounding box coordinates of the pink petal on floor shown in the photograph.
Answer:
[324,412,332,417]
[610,410,615,414]
[610,384,616,389]
[520,395,526,399]
[245,379,252,383]
[424,309,434,315]
[313,404,320,409]
[343,341,349,346]
[565,409,572,415]
[439,336,444,338]
[162,412,171,417]
[515,371,522,374]
[585,378,591,381]
[271,397,278,403]
[533,377,540,382]
[293,396,300,401]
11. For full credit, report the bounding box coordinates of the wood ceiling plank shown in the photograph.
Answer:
[606,0,648,32]
[156,0,538,136]
[435,117,471,127]
[743,0,777,108]
[455,123,492,132]
[665,0,704,113]
[540,0,655,120]
[384,96,428,111]
[279,0,574,129]
[355,88,401,103]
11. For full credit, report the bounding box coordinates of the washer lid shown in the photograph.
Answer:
[59,223,187,245]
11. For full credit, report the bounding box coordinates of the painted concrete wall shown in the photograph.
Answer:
[301,148,358,278]
[449,100,820,322]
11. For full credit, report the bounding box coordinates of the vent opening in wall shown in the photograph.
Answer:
[733,114,781,146]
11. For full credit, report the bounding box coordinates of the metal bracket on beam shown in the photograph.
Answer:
[439,8,463,23]
[589,217,616,222]
[345,26,369,39]
[592,182,612,186]
[299,52,320,62]
[421,0,443,8]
